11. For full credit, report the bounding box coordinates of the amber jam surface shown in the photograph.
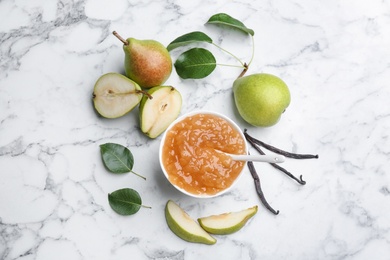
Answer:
[162,113,246,196]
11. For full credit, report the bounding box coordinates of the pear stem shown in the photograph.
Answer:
[113,31,128,45]
[136,90,153,100]
[96,90,152,99]
[237,63,249,79]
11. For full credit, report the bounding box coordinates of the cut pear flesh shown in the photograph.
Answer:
[139,86,182,138]
[198,205,258,235]
[93,73,143,118]
[165,200,216,245]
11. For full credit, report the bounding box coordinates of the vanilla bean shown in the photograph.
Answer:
[245,134,306,185]
[247,161,279,215]
[244,130,319,159]
[269,163,306,185]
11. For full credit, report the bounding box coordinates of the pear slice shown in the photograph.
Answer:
[139,86,182,138]
[165,200,216,245]
[198,205,258,235]
[93,73,143,118]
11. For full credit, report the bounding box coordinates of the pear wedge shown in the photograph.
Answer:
[139,86,182,138]
[165,200,216,245]
[93,73,143,118]
[198,205,258,235]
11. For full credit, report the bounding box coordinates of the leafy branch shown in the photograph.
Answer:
[167,13,255,79]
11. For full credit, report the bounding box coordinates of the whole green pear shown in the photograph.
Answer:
[113,31,172,88]
[233,73,291,127]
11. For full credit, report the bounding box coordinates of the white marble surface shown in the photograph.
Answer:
[1,0,390,259]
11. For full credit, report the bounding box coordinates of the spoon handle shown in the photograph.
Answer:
[229,154,285,163]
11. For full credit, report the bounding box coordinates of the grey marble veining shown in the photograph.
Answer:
[1,0,390,259]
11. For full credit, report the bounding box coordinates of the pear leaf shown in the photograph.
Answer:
[167,31,213,51]
[108,188,143,215]
[174,48,216,79]
[100,143,146,179]
[206,13,254,36]
[100,143,134,173]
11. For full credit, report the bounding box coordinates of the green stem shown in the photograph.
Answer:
[247,35,255,67]
[212,35,255,79]
[131,170,146,180]
[236,35,255,79]
[141,205,152,209]
[212,43,245,67]
[216,63,245,68]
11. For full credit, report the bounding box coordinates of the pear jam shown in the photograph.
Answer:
[162,113,246,196]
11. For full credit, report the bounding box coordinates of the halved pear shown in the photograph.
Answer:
[139,86,182,138]
[198,205,258,235]
[93,73,143,118]
[165,200,216,245]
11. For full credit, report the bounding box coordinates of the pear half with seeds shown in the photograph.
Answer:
[139,86,182,138]
[198,205,258,235]
[93,73,143,118]
[165,200,216,245]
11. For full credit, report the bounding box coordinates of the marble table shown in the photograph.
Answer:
[1,0,389,259]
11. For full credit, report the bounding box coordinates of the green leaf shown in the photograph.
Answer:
[108,188,142,215]
[206,13,254,36]
[174,48,216,79]
[100,143,146,179]
[167,31,213,51]
[100,143,134,174]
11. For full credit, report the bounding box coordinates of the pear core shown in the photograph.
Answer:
[139,86,182,138]
[93,73,142,118]
[233,73,291,127]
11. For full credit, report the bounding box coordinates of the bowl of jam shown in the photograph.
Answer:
[159,110,248,198]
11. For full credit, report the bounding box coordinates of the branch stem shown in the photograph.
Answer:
[212,43,245,67]
[247,35,255,67]
[216,63,245,68]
